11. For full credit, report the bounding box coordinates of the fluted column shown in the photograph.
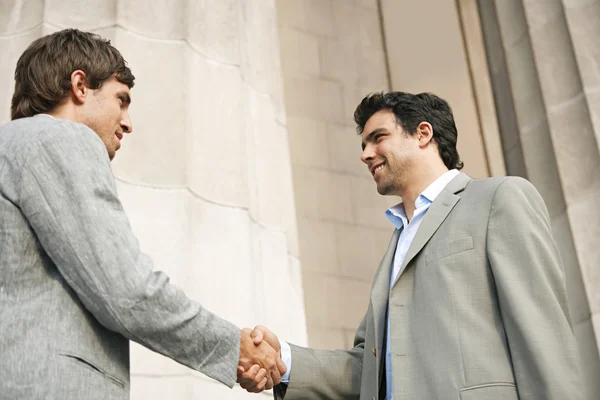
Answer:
[478,0,600,397]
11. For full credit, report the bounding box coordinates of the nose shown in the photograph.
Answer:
[361,144,374,164]
[121,111,132,134]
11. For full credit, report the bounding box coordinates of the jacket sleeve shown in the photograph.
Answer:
[487,177,582,399]
[17,121,240,387]
[274,313,366,400]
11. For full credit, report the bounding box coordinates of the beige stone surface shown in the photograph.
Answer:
[574,317,600,399]
[0,0,42,34]
[380,0,490,178]
[117,0,184,39]
[564,0,600,149]
[44,0,116,29]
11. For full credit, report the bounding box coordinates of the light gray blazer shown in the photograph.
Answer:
[0,115,240,400]
[277,173,582,400]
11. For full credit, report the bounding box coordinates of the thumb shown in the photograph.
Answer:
[251,325,266,345]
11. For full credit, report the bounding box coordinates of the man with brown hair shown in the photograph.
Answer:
[0,29,284,399]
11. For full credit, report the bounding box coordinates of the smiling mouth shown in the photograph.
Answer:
[371,163,385,177]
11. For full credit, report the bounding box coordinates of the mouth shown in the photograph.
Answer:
[115,132,123,141]
[370,162,385,178]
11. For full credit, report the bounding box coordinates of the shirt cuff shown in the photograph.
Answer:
[280,340,292,383]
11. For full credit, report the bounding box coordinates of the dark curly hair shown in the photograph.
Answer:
[354,91,463,170]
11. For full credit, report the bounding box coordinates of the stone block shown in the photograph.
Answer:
[337,278,371,329]
[566,187,600,316]
[186,0,242,65]
[291,166,353,222]
[524,2,584,108]
[326,122,366,176]
[550,211,591,326]
[519,119,566,217]
[0,26,43,124]
[245,87,297,229]
[131,375,190,400]
[574,317,600,399]
[0,0,42,35]
[301,271,341,328]
[547,95,599,199]
[336,223,388,281]
[186,200,256,325]
[305,326,346,349]
[239,0,281,97]
[185,51,249,208]
[287,116,330,169]
[283,76,345,123]
[296,218,339,275]
[115,181,190,284]
[349,175,392,229]
[45,0,116,30]
[130,342,188,376]
[110,28,187,187]
[319,36,359,87]
[279,27,320,78]
[117,0,184,39]
[251,226,307,343]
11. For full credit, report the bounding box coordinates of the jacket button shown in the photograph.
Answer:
[372,347,376,357]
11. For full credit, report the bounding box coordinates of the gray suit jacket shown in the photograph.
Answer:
[0,115,240,399]
[277,173,581,399]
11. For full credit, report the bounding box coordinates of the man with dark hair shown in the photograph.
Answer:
[0,29,284,399]
[239,91,582,399]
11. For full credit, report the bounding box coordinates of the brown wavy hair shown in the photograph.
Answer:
[11,28,135,120]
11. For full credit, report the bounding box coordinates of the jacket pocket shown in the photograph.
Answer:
[459,382,517,400]
[59,353,126,389]
[425,236,474,263]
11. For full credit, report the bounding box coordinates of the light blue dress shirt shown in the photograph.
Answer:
[384,169,459,399]
[280,169,460,399]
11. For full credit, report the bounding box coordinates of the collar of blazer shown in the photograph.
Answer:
[369,173,472,355]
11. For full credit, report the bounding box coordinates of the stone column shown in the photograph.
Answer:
[0,1,307,399]
[478,0,600,397]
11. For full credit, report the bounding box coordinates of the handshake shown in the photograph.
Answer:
[238,325,283,393]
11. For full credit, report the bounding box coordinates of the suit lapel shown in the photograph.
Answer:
[370,228,400,353]
[391,173,471,288]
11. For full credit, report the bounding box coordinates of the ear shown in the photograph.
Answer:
[70,70,90,105]
[416,121,434,148]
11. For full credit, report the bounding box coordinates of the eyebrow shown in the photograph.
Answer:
[118,91,132,106]
[361,128,386,150]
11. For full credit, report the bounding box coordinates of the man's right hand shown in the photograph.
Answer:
[238,328,286,392]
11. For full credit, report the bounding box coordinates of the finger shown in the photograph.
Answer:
[276,354,287,376]
[237,365,245,375]
[238,365,259,385]
[257,376,269,392]
[265,372,274,390]
[251,325,266,345]
[245,367,267,393]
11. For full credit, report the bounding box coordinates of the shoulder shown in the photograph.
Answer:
[466,176,540,198]
[2,116,108,166]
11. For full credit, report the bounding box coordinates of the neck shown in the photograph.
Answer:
[399,163,449,221]
[46,102,81,123]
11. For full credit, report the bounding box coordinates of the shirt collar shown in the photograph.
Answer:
[385,169,460,229]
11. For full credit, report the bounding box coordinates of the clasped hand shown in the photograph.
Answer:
[238,326,282,393]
